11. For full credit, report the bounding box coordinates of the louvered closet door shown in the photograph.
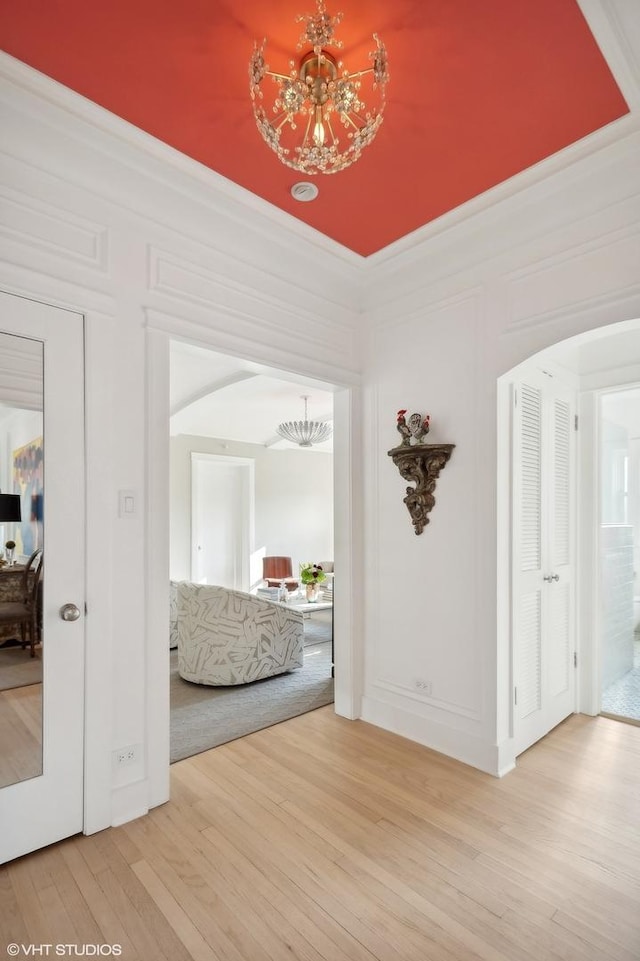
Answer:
[512,373,576,757]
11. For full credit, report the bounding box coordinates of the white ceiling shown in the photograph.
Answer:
[0,332,43,413]
[170,341,335,451]
[530,321,640,379]
[531,321,640,436]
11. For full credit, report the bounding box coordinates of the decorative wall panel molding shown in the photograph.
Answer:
[593,0,640,103]
[0,185,108,271]
[505,282,640,336]
[366,128,640,326]
[369,286,484,333]
[506,222,640,330]
[148,247,356,344]
[143,307,362,388]
[372,678,482,722]
[0,54,363,285]
[360,694,499,775]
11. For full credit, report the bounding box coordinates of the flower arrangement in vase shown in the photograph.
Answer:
[299,563,326,603]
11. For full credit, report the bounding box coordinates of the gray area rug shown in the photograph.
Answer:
[0,645,42,692]
[170,610,334,762]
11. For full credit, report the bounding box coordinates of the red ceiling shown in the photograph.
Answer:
[0,0,628,256]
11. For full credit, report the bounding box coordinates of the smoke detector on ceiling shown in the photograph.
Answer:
[291,182,319,203]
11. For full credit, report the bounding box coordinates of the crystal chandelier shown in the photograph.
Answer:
[249,0,389,176]
[277,396,332,447]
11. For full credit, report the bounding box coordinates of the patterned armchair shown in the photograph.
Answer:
[175,581,304,686]
[170,580,179,649]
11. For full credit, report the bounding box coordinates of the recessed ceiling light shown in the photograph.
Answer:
[291,182,319,203]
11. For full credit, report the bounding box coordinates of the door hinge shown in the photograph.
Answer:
[573,651,577,668]
[514,686,518,705]
[574,414,578,431]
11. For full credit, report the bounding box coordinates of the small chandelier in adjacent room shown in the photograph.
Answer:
[249,0,389,176]
[277,395,332,447]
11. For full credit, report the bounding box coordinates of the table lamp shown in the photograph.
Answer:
[0,493,21,522]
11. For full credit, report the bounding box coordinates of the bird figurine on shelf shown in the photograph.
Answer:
[396,409,412,446]
[408,412,430,444]
[397,410,431,446]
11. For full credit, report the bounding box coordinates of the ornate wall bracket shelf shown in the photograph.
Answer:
[387,443,455,535]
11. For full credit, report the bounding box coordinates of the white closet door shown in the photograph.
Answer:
[513,373,576,756]
[545,393,575,721]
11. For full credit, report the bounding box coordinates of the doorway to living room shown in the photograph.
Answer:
[168,338,336,762]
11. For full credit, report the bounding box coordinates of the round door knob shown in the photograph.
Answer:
[59,603,81,622]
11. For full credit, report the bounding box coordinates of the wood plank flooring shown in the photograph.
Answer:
[2,708,640,960]
[0,683,42,787]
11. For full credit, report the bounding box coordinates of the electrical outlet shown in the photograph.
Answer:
[415,678,432,695]
[114,745,138,766]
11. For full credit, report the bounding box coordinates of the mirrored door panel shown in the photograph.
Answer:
[0,293,83,865]
[0,331,44,788]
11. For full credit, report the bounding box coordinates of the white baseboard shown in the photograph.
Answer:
[361,695,503,777]
[109,780,151,829]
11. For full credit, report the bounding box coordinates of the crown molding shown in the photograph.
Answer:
[367,115,640,276]
[367,0,640,274]
[577,0,640,110]
[0,52,366,279]
[1,0,638,284]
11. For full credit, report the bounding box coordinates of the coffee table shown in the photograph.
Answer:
[286,596,332,615]
[287,594,334,678]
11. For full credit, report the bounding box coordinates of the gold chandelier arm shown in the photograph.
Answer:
[343,67,374,80]
[325,115,338,144]
[343,111,364,131]
[301,111,313,146]
[274,113,291,132]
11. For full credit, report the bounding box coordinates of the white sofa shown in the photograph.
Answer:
[173,581,304,686]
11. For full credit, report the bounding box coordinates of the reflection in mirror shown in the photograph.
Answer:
[0,332,44,789]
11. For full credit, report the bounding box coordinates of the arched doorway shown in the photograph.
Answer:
[498,317,640,765]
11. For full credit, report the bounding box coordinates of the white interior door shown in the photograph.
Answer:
[512,371,576,756]
[191,454,253,590]
[0,292,84,864]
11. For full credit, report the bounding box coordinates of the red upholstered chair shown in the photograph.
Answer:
[262,556,299,591]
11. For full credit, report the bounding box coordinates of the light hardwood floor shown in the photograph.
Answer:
[1,708,640,960]
[0,683,42,788]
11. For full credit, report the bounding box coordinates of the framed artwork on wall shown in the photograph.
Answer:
[13,436,43,556]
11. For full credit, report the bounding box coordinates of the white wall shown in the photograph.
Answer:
[0,0,639,838]
[600,524,634,688]
[362,114,640,773]
[0,52,361,832]
[170,434,333,584]
[601,416,629,523]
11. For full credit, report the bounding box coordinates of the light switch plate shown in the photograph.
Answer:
[118,489,137,518]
